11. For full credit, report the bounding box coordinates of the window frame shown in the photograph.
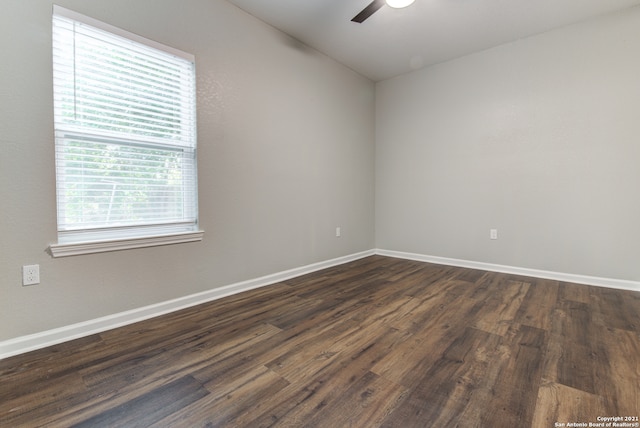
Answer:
[49,5,203,257]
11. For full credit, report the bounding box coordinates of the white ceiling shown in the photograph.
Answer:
[226,0,640,81]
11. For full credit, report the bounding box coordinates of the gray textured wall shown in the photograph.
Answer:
[376,6,640,281]
[0,0,375,340]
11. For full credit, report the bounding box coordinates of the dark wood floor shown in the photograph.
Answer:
[1,255,639,427]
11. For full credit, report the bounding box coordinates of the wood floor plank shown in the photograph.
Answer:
[558,281,592,304]
[379,327,504,427]
[597,327,640,416]
[264,319,363,382]
[81,322,282,389]
[303,371,407,428]
[589,285,640,332]
[531,381,606,427]
[1,256,639,427]
[71,375,209,428]
[514,278,559,331]
[151,365,290,427]
[0,372,88,427]
[470,274,530,336]
[452,267,487,284]
[548,300,604,395]
[383,278,470,332]
[371,277,488,385]
[474,324,546,427]
[244,326,412,427]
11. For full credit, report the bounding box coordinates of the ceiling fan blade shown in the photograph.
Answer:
[351,0,385,23]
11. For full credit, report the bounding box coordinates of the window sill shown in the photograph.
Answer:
[49,230,204,258]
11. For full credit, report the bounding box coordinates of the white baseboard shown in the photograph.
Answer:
[3,248,637,360]
[375,249,640,292]
[0,250,375,360]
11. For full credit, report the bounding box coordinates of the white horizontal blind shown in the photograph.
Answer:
[52,7,198,242]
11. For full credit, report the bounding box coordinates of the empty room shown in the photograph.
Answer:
[1,0,639,426]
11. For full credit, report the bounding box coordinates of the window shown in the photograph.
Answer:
[50,6,202,257]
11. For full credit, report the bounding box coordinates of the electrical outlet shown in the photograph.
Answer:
[336,227,341,237]
[490,229,498,240]
[23,265,40,286]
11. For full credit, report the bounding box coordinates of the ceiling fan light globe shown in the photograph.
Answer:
[385,0,415,8]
